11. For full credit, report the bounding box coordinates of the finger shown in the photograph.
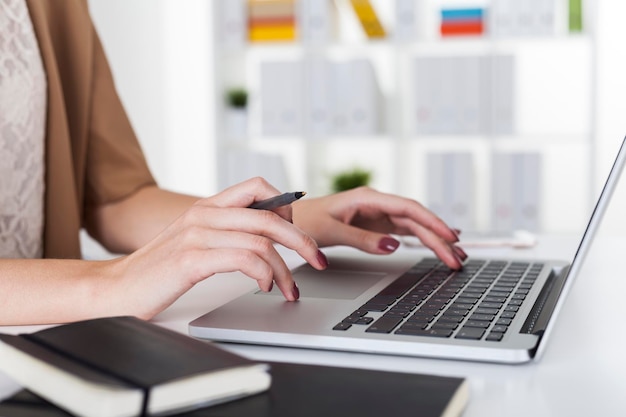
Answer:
[350,188,459,243]
[198,177,294,222]
[190,248,298,301]
[392,217,464,269]
[319,220,401,255]
[200,230,298,300]
[198,177,282,209]
[199,207,327,270]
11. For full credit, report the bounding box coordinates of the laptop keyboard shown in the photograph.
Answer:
[332,258,543,342]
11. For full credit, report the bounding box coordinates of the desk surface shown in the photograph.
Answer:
[2,235,626,416]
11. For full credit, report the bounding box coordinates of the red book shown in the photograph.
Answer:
[440,21,484,36]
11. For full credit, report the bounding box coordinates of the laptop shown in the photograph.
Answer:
[189,137,626,364]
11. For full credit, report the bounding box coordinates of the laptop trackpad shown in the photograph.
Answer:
[256,268,386,300]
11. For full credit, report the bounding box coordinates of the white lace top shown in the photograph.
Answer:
[0,0,46,258]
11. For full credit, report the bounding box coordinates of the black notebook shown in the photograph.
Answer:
[0,361,469,417]
[0,316,270,417]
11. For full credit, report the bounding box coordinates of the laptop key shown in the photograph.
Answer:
[333,322,352,331]
[395,327,453,338]
[479,302,503,309]
[366,317,403,333]
[431,322,459,330]
[491,325,508,333]
[469,314,495,322]
[400,321,428,330]
[464,320,490,328]
[437,315,464,324]
[455,327,486,340]
[475,307,499,315]
[444,308,470,317]
[486,332,505,341]
[360,303,389,312]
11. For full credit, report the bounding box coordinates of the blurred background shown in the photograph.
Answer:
[86,0,626,237]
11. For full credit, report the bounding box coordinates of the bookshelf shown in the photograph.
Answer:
[211,0,595,234]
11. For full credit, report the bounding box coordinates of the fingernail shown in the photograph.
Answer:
[453,228,462,237]
[453,245,468,260]
[292,282,300,300]
[378,237,400,253]
[317,250,329,268]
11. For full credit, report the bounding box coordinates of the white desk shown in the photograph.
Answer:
[2,235,626,416]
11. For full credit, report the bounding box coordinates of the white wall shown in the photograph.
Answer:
[593,1,626,235]
[88,0,215,196]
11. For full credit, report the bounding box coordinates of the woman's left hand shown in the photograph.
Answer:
[292,186,466,269]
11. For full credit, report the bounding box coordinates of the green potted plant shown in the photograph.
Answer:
[225,87,248,138]
[331,167,372,193]
[226,87,248,109]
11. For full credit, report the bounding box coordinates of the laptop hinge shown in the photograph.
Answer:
[520,265,571,338]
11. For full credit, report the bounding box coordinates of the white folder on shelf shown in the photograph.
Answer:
[486,54,515,135]
[413,56,440,135]
[299,0,336,44]
[491,153,516,232]
[260,61,305,136]
[512,152,542,232]
[427,152,475,230]
[216,0,247,48]
[304,58,334,137]
[394,0,417,42]
[426,153,448,225]
[491,152,542,233]
[457,56,484,135]
[345,59,381,135]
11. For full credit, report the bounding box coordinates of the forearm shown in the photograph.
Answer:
[85,185,200,254]
[0,258,123,325]
[1,178,330,325]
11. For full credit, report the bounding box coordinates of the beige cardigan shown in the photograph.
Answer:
[26,0,156,259]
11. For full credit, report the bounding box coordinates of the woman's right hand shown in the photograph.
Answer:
[108,177,328,319]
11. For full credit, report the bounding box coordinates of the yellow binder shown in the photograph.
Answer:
[349,0,386,39]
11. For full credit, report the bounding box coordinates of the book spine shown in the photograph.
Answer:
[440,8,484,37]
[248,0,297,42]
[569,0,583,32]
[249,25,296,41]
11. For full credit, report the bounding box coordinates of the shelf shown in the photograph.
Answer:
[212,0,597,233]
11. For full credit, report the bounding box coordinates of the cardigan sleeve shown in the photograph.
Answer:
[27,0,158,258]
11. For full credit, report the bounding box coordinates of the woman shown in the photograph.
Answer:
[0,0,466,325]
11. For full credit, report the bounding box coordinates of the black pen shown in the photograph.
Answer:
[248,191,307,210]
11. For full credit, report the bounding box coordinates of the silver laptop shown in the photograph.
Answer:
[189,137,626,364]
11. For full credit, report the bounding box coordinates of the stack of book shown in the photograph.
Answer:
[440,8,485,37]
[0,316,470,417]
[248,0,297,42]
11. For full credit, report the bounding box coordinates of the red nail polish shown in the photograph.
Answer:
[454,245,468,260]
[317,250,329,268]
[378,237,400,253]
[292,282,300,300]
